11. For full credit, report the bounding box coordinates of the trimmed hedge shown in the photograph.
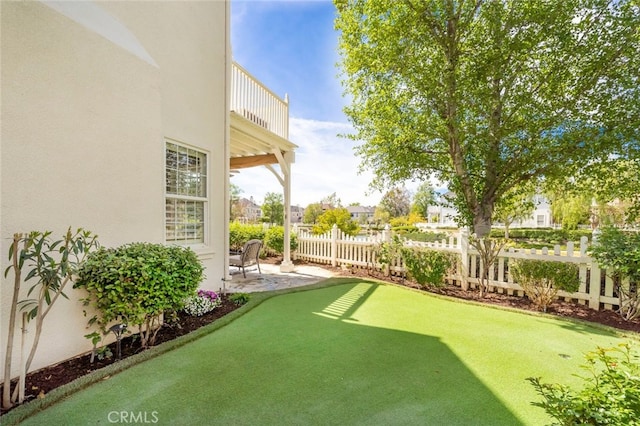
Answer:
[402,231,449,243]
[229,222,265,252]
[264,226,298,256]
[490,228,592,243]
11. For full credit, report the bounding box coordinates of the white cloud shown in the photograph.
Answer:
[231,117,384,207]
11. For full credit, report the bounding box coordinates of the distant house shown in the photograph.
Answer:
[238,197,262,223]
[290,205,305,223]
[2,1,296,379]
[423,192,554,228]
[347,205,376,222]
[425,192,459,227]
[507,194,553,228]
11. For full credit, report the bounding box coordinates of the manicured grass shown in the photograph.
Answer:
[14,279,637,425]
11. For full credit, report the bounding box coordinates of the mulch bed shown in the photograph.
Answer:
[1,296,241,416]
[2,259,638,416]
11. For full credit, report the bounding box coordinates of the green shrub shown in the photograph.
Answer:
[264,226,298,255]
[374,236,404,275]
[75,243,204,348]
[229,293,250,306]
[402,231,449,243]
[528,343,640,425]
[511,259,580,312]
[391,225,419,234]
[489,228,592,244]
[229,222,264,252]
[589,226,640,321]
[401,247,456,288]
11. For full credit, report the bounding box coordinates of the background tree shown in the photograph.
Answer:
[312,207,360,236]
[335,0,640,238]
[229,183,243,221]
[303,202,324,224]
[566,159,640,226]
[261,192,284,225]
[411,182,437,220]
[378,186,411,219]
[321,192,342,209]
[549,193,591,230]
[373,207,390,225]
[493,186,536,238]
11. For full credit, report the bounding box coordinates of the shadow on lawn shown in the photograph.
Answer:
[298,282,525,425]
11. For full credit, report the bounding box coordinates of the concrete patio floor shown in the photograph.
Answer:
[223,262,338,293]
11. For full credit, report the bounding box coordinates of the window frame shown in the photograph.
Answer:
[164,138,209,248]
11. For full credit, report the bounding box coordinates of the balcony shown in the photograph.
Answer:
[230,62,296,170]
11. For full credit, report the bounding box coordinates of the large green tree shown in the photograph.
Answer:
[335,0,640,238]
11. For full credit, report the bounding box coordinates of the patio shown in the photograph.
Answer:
[224,262,337,293]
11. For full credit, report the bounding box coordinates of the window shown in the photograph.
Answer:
[165,141,207,244]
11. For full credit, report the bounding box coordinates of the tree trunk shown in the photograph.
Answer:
[2,235,22,410]
[470,210,504,298]
[473,209,493,238]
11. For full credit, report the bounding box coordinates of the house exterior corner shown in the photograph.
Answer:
[1,1,230,378]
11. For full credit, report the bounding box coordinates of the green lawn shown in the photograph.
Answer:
[14,279,637,425]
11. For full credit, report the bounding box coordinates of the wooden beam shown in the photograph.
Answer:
[230,154,278,169]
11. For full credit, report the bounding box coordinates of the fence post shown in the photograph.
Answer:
[382,224,391,243]
[589,262,602,310]
[382,224,391,276]
[331,224,338,267]
[459,228,470,290]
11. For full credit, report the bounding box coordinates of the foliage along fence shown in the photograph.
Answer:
[293,225,627,313]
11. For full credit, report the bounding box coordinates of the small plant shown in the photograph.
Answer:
[183,290,222,316]
[84,331,112,364]
[401,247,456,288]
[3,228,99,408]
[374,235,404,277]
[470,236,509,297]
[511,259,580,312]
[229,293,250,306]
[528,343,640,425]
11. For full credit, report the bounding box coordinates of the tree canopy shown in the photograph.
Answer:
[303,202,325,224]
[335,0,640,237]
[378,186,411,218]
[261,192,284,225]
[312,207,360,236]
[411,182,437,219]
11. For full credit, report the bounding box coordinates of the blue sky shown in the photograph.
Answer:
[230,0,388,207]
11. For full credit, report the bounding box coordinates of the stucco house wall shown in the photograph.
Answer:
[1,1,229,378]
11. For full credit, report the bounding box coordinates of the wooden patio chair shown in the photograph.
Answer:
[229,239,263,278]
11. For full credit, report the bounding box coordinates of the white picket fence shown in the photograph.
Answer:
[293,225,623,312]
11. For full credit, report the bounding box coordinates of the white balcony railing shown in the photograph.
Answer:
[231,62,289,140]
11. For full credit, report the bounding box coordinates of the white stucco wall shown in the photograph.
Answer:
[1,0,229,379]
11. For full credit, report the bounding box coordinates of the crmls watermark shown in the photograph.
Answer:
[107,411,159,424]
